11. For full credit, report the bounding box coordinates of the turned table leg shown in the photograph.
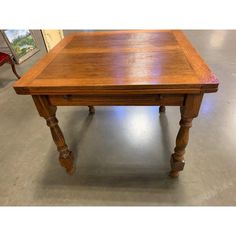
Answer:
[88,106,95,114]
[32,95,75,175]
[169,94,203,177]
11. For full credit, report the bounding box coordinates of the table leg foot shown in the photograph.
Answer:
[46,115,75,175]
[159,105,166,113]
[88,106,95,114]
[169,171,180,178]
[169,154,185,177]
[59,151,75,175]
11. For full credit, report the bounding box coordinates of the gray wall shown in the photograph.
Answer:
[63,30,104,36]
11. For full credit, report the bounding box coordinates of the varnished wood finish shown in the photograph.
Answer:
[14,30,218,95]
[48,94,184,106]
[13,30,219,176]
[88,106,95,114]
[159,105,166,113]
[32,96,75,174]
[169,94,203,177]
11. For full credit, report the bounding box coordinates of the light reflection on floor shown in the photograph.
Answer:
[200,99,215,114]
[113,106,158,145]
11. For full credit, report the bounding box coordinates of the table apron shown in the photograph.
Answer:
[48,94,185,106]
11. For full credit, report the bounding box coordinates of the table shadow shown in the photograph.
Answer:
[158,111,174,161]
[34,108,185,205]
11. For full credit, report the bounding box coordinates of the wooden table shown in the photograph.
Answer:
[13,30,219,177]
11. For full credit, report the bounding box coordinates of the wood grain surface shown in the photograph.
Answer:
[13,30,219,95]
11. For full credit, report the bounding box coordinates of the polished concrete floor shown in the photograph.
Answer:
[0,31,236,205]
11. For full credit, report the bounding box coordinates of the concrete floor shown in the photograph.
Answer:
[0,30,236,205]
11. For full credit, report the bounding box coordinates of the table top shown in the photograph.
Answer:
[14,30,219,95]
